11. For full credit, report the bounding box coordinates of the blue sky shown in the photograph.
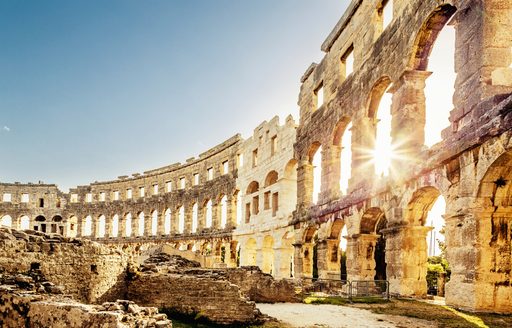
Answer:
[0,0,349,191]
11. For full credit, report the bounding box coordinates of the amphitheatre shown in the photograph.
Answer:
[1,0,512,327]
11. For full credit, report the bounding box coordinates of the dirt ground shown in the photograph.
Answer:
[257,299,512,328]
[257,303,434,328]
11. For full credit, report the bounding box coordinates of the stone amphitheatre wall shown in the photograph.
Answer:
[292,0,512,313]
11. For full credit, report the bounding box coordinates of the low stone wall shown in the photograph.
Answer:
[128,271,262,325]
[0,228,129,303]
[0,286,172,328]
[224,266,300,303]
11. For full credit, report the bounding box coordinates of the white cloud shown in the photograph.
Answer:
[3,126,10,132]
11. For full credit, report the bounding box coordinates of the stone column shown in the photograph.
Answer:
[301,242,315,279]
[212,202,220,229]
[183,204,192,234]
[293,242,304,279]
[104,216,111,239]
[144,213,152,237]
[76,219,83,238]
[345,234,379,281]
[390,70,431,177]
[119,216,127,238]
[91,217,98,239]
[297,159,314,208]
[131,215,138,238]
[226,194,237,229]
[319,145,342,203]
[383,225,431,296]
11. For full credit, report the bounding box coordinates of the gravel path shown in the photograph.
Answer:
[257,303,435,328]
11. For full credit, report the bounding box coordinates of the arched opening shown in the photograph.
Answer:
[308,142,322,204]
[19,215,30,231]
[284,159,298,180]
[111,214,119,237]
[151,210,158,236]
[303,226,319,279]
[137,212,145,237]
[84,215,92,236]
[327,218,348,280]
[244,238,257,266]
[220,195,228,228]
[360,207,387,281]
[164,208,171,235]
[246,181,259,194]
[205,200,213,228]
[178,206,185,233]
[1,215,12,228]
[67,215,77,237]
[367,78,393,177]
[405,187,449,297]
[264,171,278,187]
[474,151,512,311]
[98,215,106,238]
[246,181,260,222]
[262,235,274,274]
[125,213,132,237]
[411,5,457,147]
[192,203,198,233]
[332,119,353,195]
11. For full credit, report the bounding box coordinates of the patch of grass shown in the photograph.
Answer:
[351,299,512,328]
[303,295,390,306]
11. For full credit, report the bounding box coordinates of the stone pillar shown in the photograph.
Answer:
[104,216,111,239]
[297,159,314,208]
[319,145,342,203]
[119,216,127,238]
[226,194,237,229]
[172,209,180,234]
[273,245,294,279]
[144,213,152,237]
[350,117,375,189]
[212,202,220,229]
[183,205,192,234]
[345,234,379,281]
[390,70,431,177]
[301,242,315,279]
[293,243,304,279]
[157,210,166,236]
[76,219,82,238]
[131,215,138,237]
[91,217,98,239]
[383,225,431,296]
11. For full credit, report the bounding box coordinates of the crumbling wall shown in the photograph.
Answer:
[0,287,171,328]
[224,266,300,303]
[0,228,129,303]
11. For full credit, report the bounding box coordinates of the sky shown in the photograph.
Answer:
[0,0,349,191]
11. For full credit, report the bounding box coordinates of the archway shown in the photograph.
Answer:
[262,235,274,274]
[83,215,92,236]
[302,226,319,279]
[220,195,227,228]
[411,4,457,148]
[1,215,12,228]
[137,212,145,237]
[67,215,77,237]
[98,215,106,238]
[358,207,387,281]
[309,143,322,204]
[192,203,198,233]
[243,238,257,266]
[111,214,119,238]
[204,200,212,228]
[19,215,30,231]
[151,210,158,236]
[474,150,512,312]
[333,118,353,195]
[164,208,171,235]
[125,213,132,237]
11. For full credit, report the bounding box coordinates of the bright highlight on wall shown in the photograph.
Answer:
[374,89,393,177]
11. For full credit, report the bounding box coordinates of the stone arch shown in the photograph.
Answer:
[0,215,12,228]
[125,212,133,237]
[473,150,512,312]
[405,186,442,226]
[360,207,386,234]
[264,171,279,187]
[410,4,457,71]
[164,208,172,235]
[83,215,93,236]
[19,215,31,230]
[302,225,319,279]
[191,203,199,233]
[244,238,257,266]
[246,181,259,194]
[151,210,158,236]
[367,76,392,119]
[111,214,119,237]
[137,211,145,237]
[219,195,228,228]
[98,214,106,238]
[178,206,185,233]
[284,159,298,180]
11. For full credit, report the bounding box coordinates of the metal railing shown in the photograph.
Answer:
[293,278,389,300]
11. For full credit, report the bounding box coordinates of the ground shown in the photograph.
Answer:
[256,299,512,328]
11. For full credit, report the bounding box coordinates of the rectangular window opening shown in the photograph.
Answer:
[342,45,354,78]
[315,83,324,109]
